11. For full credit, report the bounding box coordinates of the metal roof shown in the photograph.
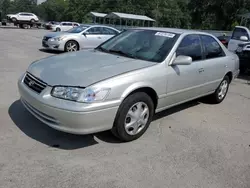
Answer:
[105,12,155,21]
[89,12,107,18]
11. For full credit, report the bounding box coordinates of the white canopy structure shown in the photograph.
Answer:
[104,12,155,28]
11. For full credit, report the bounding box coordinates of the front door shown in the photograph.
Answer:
[164,34,205,107]
[228,27,250,52]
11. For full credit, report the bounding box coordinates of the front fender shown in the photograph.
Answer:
[121,82,158,99]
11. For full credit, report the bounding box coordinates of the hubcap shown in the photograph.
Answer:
[218,80,228,100]
[66,42,77,52]
[124,102,149,136]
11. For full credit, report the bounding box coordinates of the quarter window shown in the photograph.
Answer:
[201,35,225,59]
[176,34,202,61]
[102,27,118,35]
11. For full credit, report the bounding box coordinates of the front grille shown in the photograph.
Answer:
[23,73,47,94]
[42,41,49,47]
[43,36,51,41]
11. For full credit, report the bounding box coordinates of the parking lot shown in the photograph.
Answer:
[0,28,250,188]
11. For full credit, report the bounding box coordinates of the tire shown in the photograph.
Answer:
[64,40,79,52]
[30,19,35,23]
[12,18,17,22]
[56,27,61,32]
[112,92,154,142]
[209,75,230,104]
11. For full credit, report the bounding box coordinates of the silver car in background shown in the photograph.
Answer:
[42,25,120,52]
[19,28,239,142]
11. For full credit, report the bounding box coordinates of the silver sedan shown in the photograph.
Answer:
[42,24,120,52]
[19,28,239,141]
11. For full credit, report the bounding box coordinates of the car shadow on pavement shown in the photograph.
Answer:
[8,100,101,150]
[9,99,203,149]
[153,100,200,121]
[39,48,63,54]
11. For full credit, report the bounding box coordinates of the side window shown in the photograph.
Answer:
[201,35,225,59]
[102,27,118,35]
[87,27,102,34]
[73,23,79,26]
[232,28,249,40]
[61,23,67,26]
[176,34,202,61]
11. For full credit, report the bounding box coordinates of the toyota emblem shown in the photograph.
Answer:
[28,80,35,86]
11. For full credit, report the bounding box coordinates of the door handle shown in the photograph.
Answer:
[198,68,204,73]
[98,36,102,39]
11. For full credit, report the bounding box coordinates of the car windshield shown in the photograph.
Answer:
[96,29,179,62]
[67,26,88,33]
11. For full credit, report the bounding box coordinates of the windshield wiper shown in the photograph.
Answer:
[108,49,137,59]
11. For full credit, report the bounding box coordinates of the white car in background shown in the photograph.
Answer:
[7,12,39,22]
[228,26,250,52]
[51,22,80,32]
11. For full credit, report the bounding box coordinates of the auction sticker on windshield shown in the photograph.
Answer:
[155,32,175,38]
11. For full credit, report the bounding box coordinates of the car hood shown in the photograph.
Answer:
[27,50,156,86]
[44,32,76,38]
[7,14,16,17]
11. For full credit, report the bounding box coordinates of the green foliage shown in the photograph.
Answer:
[1,0,250,30]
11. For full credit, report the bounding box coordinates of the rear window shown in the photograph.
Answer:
[232,28,249,40]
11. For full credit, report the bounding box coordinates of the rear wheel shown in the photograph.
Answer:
[112,92,154,142]
[209,75,230,104]
[64,40,79,52]
[30,19,35,23]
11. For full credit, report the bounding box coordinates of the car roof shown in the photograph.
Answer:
[235,26,249,30]
[132,27,213,36]
[19,12,34,14]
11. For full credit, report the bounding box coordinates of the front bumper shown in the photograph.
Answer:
[18,76,120,135]
[42,39,65,51]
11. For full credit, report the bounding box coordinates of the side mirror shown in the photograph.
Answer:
[240,36,248,41]
[171,55,192,65]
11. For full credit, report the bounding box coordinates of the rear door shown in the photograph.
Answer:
[199,34,228,92]
[228,27,250,52]
[102,27,119,42]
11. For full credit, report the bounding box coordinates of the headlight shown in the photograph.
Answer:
[51,86,110,103]
[50,36,65,41]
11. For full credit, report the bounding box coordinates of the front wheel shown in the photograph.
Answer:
[55,27,61,32]
[12,18,17,22]
[64,40,79,52]
[112,92,154,142]
[209,75,230,104]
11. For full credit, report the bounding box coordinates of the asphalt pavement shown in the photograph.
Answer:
[0,28,250,188]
